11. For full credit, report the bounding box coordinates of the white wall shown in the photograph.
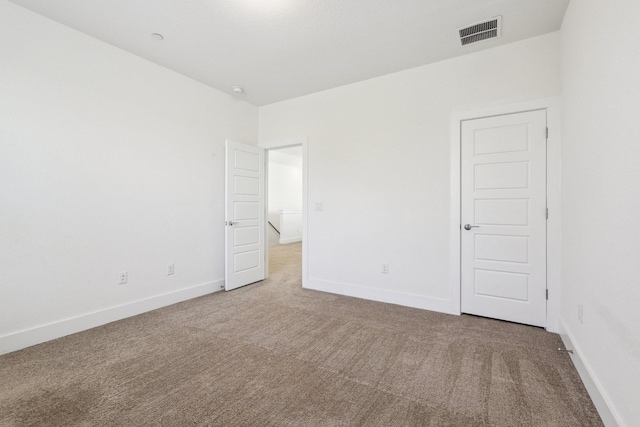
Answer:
[0,1,258,354]
[561,1,640,425]
[267,149,303,232]
[260,32,561,312]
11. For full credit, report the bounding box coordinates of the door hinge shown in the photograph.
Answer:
[545,208,549,220]
[546,289,549,300]
[546,127,549,139]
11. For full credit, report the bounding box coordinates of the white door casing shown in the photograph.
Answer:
[225,140,266,291]
[461,110,547,327]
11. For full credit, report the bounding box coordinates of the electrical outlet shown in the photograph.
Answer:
[315,202,324,211]
[578,304,584,324]
[119,271,128,285]
[382,263,389,274]
[167,263,175,275]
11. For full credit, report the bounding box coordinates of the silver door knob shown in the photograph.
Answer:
[226,221,235,226]
[464,224,480,230]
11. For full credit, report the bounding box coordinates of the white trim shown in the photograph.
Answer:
[545,98,562,333]
[449,97,562,332]
[0,280,223,356]
[302,141,309,287]
[279,237,302,244]
[307,277,457,315]
[559,319,621,427]
[262,137,309,287]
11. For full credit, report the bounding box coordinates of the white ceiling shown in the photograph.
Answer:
[8,0,569,106]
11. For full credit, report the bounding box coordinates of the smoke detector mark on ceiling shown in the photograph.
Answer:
[458,16,502,46]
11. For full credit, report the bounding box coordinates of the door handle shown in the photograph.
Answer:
[226,221,236,226]
[464,224,480,230]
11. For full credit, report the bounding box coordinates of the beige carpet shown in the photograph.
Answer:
[0,242,602,426]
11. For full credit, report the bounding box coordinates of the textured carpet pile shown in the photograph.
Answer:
[0,242,602,426]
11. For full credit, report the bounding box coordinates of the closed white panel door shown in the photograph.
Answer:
[461,110,547,327]
[225,140,266,291]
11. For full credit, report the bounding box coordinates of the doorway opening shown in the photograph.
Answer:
[266,145,304,279]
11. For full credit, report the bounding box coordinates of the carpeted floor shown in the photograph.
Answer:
[0,242,602,426]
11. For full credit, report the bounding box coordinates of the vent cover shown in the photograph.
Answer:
[458,16,502,46]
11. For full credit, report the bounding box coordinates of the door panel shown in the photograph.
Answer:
[234,176,259,195]
[473,124,529,155]
[234,201,260,220]
[475,199,528,225]
[475,235,529,263]
[474,162,529,189]
[234,149,261,171]
[233,250,260,272]
[234,226,260,246]
[474,269,529,301]
[225,140,266,291]
[461,110,547,327]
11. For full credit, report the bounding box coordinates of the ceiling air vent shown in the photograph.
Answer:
[458,16,502,46]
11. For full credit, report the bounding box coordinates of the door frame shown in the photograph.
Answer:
[449,97,561,332]
[262,137,309,286]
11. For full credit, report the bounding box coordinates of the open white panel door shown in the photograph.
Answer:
[461,110,547,327]
[225,140,266,291]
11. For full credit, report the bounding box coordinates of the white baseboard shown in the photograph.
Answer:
[279,236,302,244]
[0,280,224,356]
[305,277,458,315]
[559,318,621,427]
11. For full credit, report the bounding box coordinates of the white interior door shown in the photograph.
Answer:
[461,110,547,327]
[225,140,266,291]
